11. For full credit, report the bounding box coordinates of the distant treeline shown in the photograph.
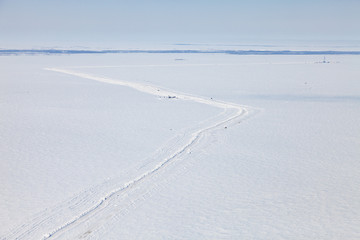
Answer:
[1,49,360,55]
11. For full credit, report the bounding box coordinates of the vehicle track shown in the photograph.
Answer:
[42,68,254,239]
[3,68,257,240]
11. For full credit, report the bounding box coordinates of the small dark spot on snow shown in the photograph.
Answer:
[79,230,92,239]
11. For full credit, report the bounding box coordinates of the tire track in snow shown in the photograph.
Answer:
[37,68,254,239]
[45,68,242,109]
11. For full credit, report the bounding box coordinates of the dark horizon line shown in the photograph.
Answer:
[1,49,360,55]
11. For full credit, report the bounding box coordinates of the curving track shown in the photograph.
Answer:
[4,67,257,239]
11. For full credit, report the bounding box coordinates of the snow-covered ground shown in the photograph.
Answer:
[1,52,360,239]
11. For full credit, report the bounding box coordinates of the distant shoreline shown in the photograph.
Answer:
[1,49,360,56]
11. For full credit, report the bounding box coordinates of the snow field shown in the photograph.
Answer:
[1,53,360,239]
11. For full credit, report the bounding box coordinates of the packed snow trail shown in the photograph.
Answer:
[6,68,254,240]
[41,68,252,239]
[45,68,244,110]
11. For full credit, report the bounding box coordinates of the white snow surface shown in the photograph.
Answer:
[1,53,360,239]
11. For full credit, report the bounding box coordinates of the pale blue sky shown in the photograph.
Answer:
[0,0,359,47]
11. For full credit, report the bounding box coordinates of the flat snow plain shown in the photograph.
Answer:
[1,52,360,239]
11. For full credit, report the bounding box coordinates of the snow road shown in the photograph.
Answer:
[4,68,255,239]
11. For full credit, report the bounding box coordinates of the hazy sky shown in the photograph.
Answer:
[0,0,359,47]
